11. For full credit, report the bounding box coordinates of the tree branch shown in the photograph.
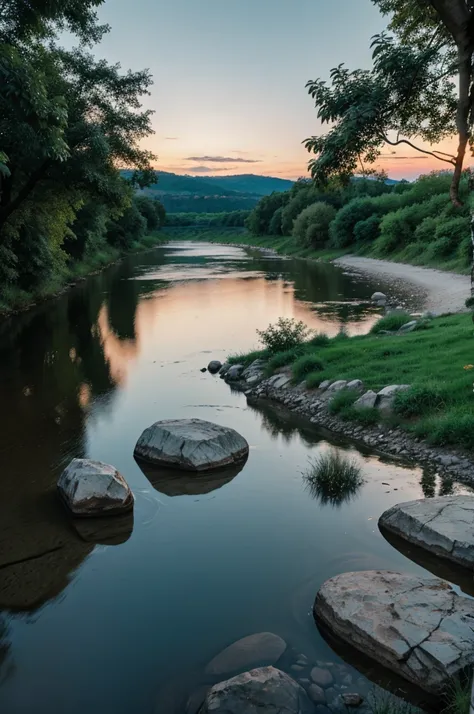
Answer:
[379,133,456,164]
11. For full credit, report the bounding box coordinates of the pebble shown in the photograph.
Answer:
[311,667,334,688]
[291,664,304,672]
[342,693,364,707]
[308,684,327,705]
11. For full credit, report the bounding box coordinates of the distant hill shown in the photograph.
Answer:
[120,170,295,213]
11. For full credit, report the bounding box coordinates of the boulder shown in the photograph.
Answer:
[272,375,291,390]
[379,495,474,570]
[319,380,332,392]
[376,385,410,414]
[371,292,387,303]
[226,364,244,381]
[57,459,134,517]
[398,320,418,334]
[327,380,348,393]
[208,360,222,374]
[346,380,364,392]
[206,632,287,675]
[354,390,377,410]
[134,419,248,472]
[315,570,474,694]
[200,666,314,714]
[219,363,230,377]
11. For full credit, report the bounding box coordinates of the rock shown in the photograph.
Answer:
[246,375,262,386]
[371,292,387,303]
[200,367,207,373]
[327,380,348,393]
[199,666,314,713]
[308,684,326,704]
[57,459,134,517]
[134,419,249,472]
[315,570,474,694]
[346,380,364,392]
[354,391,377,410]
[272,375,291,390]
[219,363,230,376]
[342,693,364,707]
[379,495,474,570]
[376,385,410,414]
[226,364,244,381]
[185,685,210,714]
[205,632,287,675]
[319,380,332,392]
[311,667,333,688]
[314,707,332,714]
[208,360,222,374]
[291,665,304,672]
[397,320,418,334]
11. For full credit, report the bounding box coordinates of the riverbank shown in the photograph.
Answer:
[0,232,166,318]
[224,309,474,457]
[163,227,470,314]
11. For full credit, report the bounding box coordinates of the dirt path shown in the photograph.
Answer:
[334,256,470,313]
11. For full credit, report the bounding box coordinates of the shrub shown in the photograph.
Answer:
[370,312,412,334]
[354,214,381,243]
[394,384,448,417]
[269,207,283,236]
[329,198,375,247]
[292,354,325,381]
[303,450,364,506]
[292,202,336,247]
[329,389,359,414]
[257,317,311,354]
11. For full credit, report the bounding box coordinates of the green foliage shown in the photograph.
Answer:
[265,347,306,374]
[166,210,249,228]
[342,405,380,425]
[269,207,283,236]
[308,332,330,347]
[293,202,336,247]
[368,689,422,714]
[354,214,381,243]
[227,349,269,366]
[394,384,447,417]
[303,450,364,506]
[292,354,325,381]
[245,192,287,236]
[416,408,474,450]
[442,677,471,714]
[370,312,412,334]
[257,317,311,354]
[328,389,359,414]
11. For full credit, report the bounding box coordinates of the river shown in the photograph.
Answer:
[0,241,470,714]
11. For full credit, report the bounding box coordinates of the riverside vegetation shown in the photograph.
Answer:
[0,1,165,315]
[228,313,474,452]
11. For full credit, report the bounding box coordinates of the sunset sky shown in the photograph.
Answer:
[96,0,458,181]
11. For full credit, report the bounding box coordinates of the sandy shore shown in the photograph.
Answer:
[334,256,470,313]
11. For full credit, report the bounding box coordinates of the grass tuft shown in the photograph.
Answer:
[370,312,413,334]
[303,450,364,506]
[292,354,325,382]
[265,346,306,375]
[442,677,471,714]
[328,389,360,414]
[394,383,448,418]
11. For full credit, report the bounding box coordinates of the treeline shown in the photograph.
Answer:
[166,210,250,227]
[0,1,165,308]
[145,192,258,214]
[246,173,471,270]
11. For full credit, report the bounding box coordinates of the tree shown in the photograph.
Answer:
[304,0,474,300]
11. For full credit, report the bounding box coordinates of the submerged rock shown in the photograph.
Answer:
[206,632,287,675]
[208,360,222,374]
[315,570,474,694]
[379,495,474,569]
[57,459,134,517]
[310,667,333,688]
[200,666,314,713]
[134,418,249,471]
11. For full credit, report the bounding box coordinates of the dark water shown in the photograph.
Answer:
[0,242,470,714]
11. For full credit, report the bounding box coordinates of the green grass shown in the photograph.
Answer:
[370,312,413,334]
[227,349,269,366]
[265,346,306,374]
[328,389,360,414]
[442,677,471,714]
[367,690,422,714]
[303,450,364,505]
[291,354,325,381]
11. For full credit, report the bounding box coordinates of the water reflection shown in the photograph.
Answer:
[136,460,247,497]
[420,469,457,498]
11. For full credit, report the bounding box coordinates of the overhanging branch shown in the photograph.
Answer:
[379,134,456,164]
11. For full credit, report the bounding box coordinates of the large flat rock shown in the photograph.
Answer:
[206,632,287,675]
[315,571,474,695]
[380,496,474,570]
[200,666,314,713]
[134,418,249,471]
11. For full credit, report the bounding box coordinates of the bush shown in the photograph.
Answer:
[292,354,325,381]
[257,317,311,354]
[269,207,283,236]
[329,389,359,414]
[308,332,330,347]
[354,214,381,243]
[303,450,364,505]
[292,202,336,247]
[370,312,413,334]
[329,198,375,247]
[394,384,447,417]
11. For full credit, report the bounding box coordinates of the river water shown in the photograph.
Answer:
[0,241,470,714]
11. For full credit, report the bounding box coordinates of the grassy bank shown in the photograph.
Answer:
[229,312,474,450]
[0,232,166,316]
